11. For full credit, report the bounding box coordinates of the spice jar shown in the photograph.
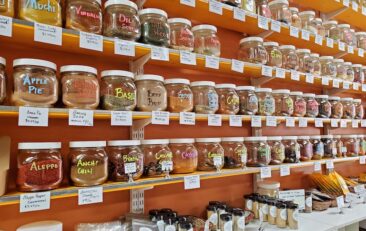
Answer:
[276,203,287,228]
[107,140,143,182]
[252,195,259,219]
[341,97,355,119]
[354,99,364,119]
[311,136,324,160]
[169,138,198,174]
[363,66,366,83]
[344,62,355,82]
[287,203,299,229]
[100,70,136,111]
[255,0,272,18]
[236,86,258,115]
[356,32,366,49]
[333,59,346,80]
[219,214,233,231]
[338,24,353,45]
[264,42,283,67]
[191,81,218,114]
[352,64,364,83]
[279,45,299,70]
[192,25,221,57]
[69,141,108,186]
[103,0,141,40]
[178,222,193,231]
[241,0,256,13]
[267,199,277,225]
[334,135,346,157]
[139,8,170,47]
[310,53,321,75]
[268,0,291,24]
[298,136,313,161]
[207,205,218,230]
[283,136,300,163]
[222,137,247,169]
[0,57,5,104]
[165,78,193,113]
[321,135,336,159]
[359,135,366,156]
[273,89,293,116]
[135,74,167,112]
[141,139,172,177]
[12,58,58,107]
[311,18,326,37]
[238,37,268,64]
[258,197,269,221]
[320,56,337,78]
[289,7,301,28]
[315,95,331,118]
[18,0,62,26]
[267,136,285,165]
[304,93,319,117]
[168,18,194,51]
[351,28,357,46]
[290,91,306,117]
[244,194,253,211]
[233,209,245,231]
[66,0,102,34]
[329,96,343,119]
[256,88,275,116]
[299,11,317,34]
[196,138,224,171]
[215,84,240,115]
[323,20,339,40]
[305,191,312,213]
[17,142,62,192]
[0,0,13,17]
[257,181,280,198]
[245,137,271,167]
[342,135,359,157]
[296,49,313,73]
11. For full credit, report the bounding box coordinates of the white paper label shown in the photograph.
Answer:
[343,0,350,7]
[314,162,321,171]
[352,120,359,128]
[209,0,223,15]
[340,119,348,128]
[337,196,345,209]
[114,39,135,56]
[208,114,222,126]
[280,165,290,176]
[184,175,200,190]
[237,216,245,230]
[266,116,277,127]
[338,41,346,51]
[315,35,323,45]
[262,65,273,77]
[260,167,272,178]
[352,1,359,11]
[291,70,300,81]
[229,115,242,127]
[205,56,219,69]
[348,45,354,54]
[180,0,195,7]
[280,209,287,220]
[299,117,308,127]
[233,7,246,21]
[353,83,360,90]
[360,156,366,164]
[180,112,195,125]
[18,107,49,127]
[363,6,366,15]
[246,200,253,210]
[162,161,173,171]
[278,190,305,210]
[359,48,364,57]
[326,160,334,169]
[0,16,12,37]
[363,84,366,92]
[290,26,299,38]
[271,20,281,32]
[180,50,196,65]
[355,185,365,193]
[111,111,132,126]
[343,81,350,89]
[286,117,295,127]
[326,38,334,48]
[79,31,103,51]
[306,196,312,207]
[301,30,310,41]
[342,147,347,152]
[362,120,366,127]
[213,156,222,166]
[151,111,170,125]
[151,46,169,61]
[231,59,244,73]
[34,23,62,46]
[333,79,340,88]
[315,118,323,127]
[305,73,314,83]
[78,187,103,205]
[69,109,93,126]
[275,68,286,78]
[258,15,269,30]
[20,192,51,213]
[331,119,339,127]
[251,116,262,127]
[321,77,329,86]
[124,162,137,174]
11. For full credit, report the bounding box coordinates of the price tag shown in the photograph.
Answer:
[209,0,223,15]
[291,70,300,81]
[205,56,220,69]
[111,111,132,126]
[266,116,277,127]
[151,111,170,125]
[305,73,314,83]
[260,167,272,179]
[331,119,339,128]
[233,7,246,21]
[338,41,346,51]
[79,31,103,51]
[299,117,308,127]
[321,77,329,86]
[343,0,350,7]
[301,30,310,41]
[333,79,340,88]
[262,65,273,77]
[275,68,286,78]
[251,116,262,127]
[162,161,173,171]
[78,187,103,205]
[114,39,135,57]
[342,147,347,153]
[271,20,281,33]
[180,0,195,7]
[180,112,195,125]
[352,120,359,128]
[34,22,62,46]
[151,46,169,61]
[280,165,290,176]
[343,81,350,89]
[231,59,244,73]
[20,192,51,213]
[184,175,200,190]
[362,120,366,127]
[0,15,12,37]
[315,35,323,45]
[180,51,196,65]
[352,1,359,11]
[290,26,299,38]
[363,6,366,15]
[348,45,354,54]
[208,114,222,126]
[229,115,242,127]
[315,118,323,127]
[363,84,366,92]
[18,107,49,127]
[124,162,137,174]
[69,109,93,126]
[358,48,364,57]
[360,156,366,164]
[353,83,360,90]
[326,160,334,169]
[326,38,334,48]
[286,117,295,127]
[336,196,345,209]
[340,119,348,128]
[213,156,222,166]
[314,162,322,171]
[258,15,269,30]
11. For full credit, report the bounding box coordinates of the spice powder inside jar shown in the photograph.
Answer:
[165,78,194,113]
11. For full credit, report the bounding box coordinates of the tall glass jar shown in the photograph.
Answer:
[323,20,339,40]
[283,136,300,163]
[272,89,293,116]
[0,57,5,104]
[341,97,355,119]
[245,137,271,167]
[279,45,299,70]
[165,78,193,113]
[192,25,221,57]
[321,135,336,159]
[338,24,353,45]
[363,66,366,84]
[267,136,285,165]
[354,99,364,119]
[290,91,306,117]
[215,84,240,115]
[299,11,317,34]
[356,32,366,49]
[169,139,198,174]
[319,56,337,78]
[268,0,291,24]
[141,139,172,177]
[304,93,319,117]
[66,0,102,34]
[289,7,301,28]
[334,135,346,157]
[238,37,268,64]
[264,42,283,67]
[344,62,355,82]
[342,135,359,157]
[359,135,366,156]
[311,18,326,37]
[310,53,321,75]
[352,64,364,83]
[191,81,218,114]
[135,74,167,112]
[236,86,258,115]
[196,138,224,171]
[256,88,275,116]
[168,18,194,51]
[298,136,313,161]
[18,0,62,26]
[333,59,346,80]
[296,49,313,73]
[329,96,343,119]
[315,95,331,118]
[255,0,272,18]
[0,0,13,17]
[311,136,324,160]
[351,29,357,47]
[139,8,170,47]
[221,137,247,168]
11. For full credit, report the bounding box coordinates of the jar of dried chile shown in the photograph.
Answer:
[66,0,102,34]
[168,18,194,51]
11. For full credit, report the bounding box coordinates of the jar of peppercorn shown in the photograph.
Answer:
[315,95,331,118]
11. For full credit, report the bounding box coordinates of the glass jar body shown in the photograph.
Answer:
[193,29,221,57]
[140,13,170,47]
[0,0,14,17]
[170,143,198,174]
[257,92,275,116]
[343,137,359,157]
[316,98,332,118]
[290,10,301,28]
[216,88,240,115]
[342,100,356,119]
[300,14,317,33]
[19,0,62,26]
[166,83,194,112]
[136,80,167,112]
[310,56,321,75]
[169,22,194,51]
[273,93,293,116]
[353,66,364,83]
[339,26,354,45]
[297,52,313,73]
[322,138,336,159]
[334,61,346,80]
[305,97,319,118]
[320,59,337,78]
[237,89,258,115]
[283,139,300,163]
[191,85,218,114]
[142,144,172,177]
[255,0,271,18]
[265,45,283,67]
[245,140,271,167]
[0,64,6,104]
[280,48,298,70]
[196,142,225,171]
[312,139,324,160]
[356,33,366,49]
[344,64,355,82]
[269,2,291,24]
[330,100,343,119]
[299,139,313,161]
[222,141,247,168]
[66,0,102,34]
[324,23,340,40]
[268,140,285,165]
[238,41,268,64]
[355,102,364,119]
[291,95,306,117]
[241,0,256,13]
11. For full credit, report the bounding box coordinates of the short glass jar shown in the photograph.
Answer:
[69,141,108,187]
[363,66,366,84]
[341,97,355,119]
[342,135,359,157]
[196,138,225,171]
[315,95,331,118]
[299,11,317,34]
[192,25,221,57]
[165,78,193,113]
[359,135,366,156]
[17,142,62,192]
[66,0,102,34]
[0,0,14,17]
[236,86,258,115]
[311,136,324,160]
[256,88,275,116]
[168,18,194,51]
[298,136,313,161]
[304,93,319,117]
[311,18,326,37]
[12,59,58,107]
[141,139,172,177]
[100,70,137,111]
[296,49,313,73]
[354,99,364,119]
[255,0,272,18]
[319,56,337,78]
[139,8,170,47]
[321,135,336,159]
[238,37,268,64]
[135,74,167,112]
[282,136,300,163]
[279,45,298,70]
[191,81,218,114]
[290,91,306,117]
[215,84,240,115]
[289,7,302,28]
[352,64,364,83]
[344,62,355,82]
[333,59,346,80]
[169,138,198,174]
[242,0,256,13]
[272,89,293,116]
[264,42,283,67]
[323,20,339,40]
[267,136,285,165]
[257,181,280,198]
[310,53,321,75]
[221,137,247,168]
[338,24,353,45]
[334,135,346,157]
[329,96,343,119]
[268,0,291,24]
[0,57,5,104]
[356,32,366,49]
[245,137,271,167]
[18,0,62,26]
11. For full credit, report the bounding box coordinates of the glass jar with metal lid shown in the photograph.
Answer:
[141,139,173,177]
[334,135,346,157]
[283,136,300,163]
[341,97,355,119]
[298,136,313,161]
[315,95,331,118]
[321,135,336,159]
[221,137,247,169]
[169,138,198,174]
[287,203,299,230]
[344,62,355,82]
[245,137,271,167]
[290,91,306,117]
[238,37,268,64]
[319,56,337,77]
[323,20,339,40]
[329,96,343,119]
[354,98,364,119]
[256,88,275,116]
[66,0,102,34]
[289,7,301,28]
[264,42,283,67]
[215,84,240,115]
[299,11,317,33]
[272,89,293,116]
[333,59,346,80]
[257,181,280,198]
[356,32,366,49]
[304,93,319,117]
[342,135,359,157]
[135,74,167,112]
[255,0,272,18]
[279,45,298,70]
[310,53,321,75]
[192,24,221,57]
[268,0,291,24]
[236,86,258,115]
[191,81,218,114]
[168,18,194,51]
[165,78,193,113]
[139,8,170,47]
[267,136,285,165]
[296,49,313,73]
[352,64,364,83]
[0,57,5,104]
[338,24,353,45]
[311,18,326,36]
[19,0,62,26]
[362,66,366,83]
[276,202,287,228]
[196,138,224,171]
[311,136,324,160]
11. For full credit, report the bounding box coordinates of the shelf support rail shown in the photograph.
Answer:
[250,76,275,87]
[257,31,274,39]
[130,186,154,214]
[320,7,348,21]
[129,53,151,76]
[334,51,347,59]
[131,118,151,140]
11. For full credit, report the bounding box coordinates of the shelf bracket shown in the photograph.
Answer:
[257,31,274,39]
[129,53,151,76]
[324,124,331,135]
[323,88,347,96]
[130,186,154,214]
[334,51,347,59]
[135,0,146,9]
[251,76,274,87]
[320,7,348,21]
[252,127,262,137]
[131,118,151,140]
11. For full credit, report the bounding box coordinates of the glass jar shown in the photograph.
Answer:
[298,136,313,161]
[192,25,221,57]
[100,70,136,111]
[315,95,331,118]
[329,96,343,119]
[351,29,357,47]
[268,0,291,24]
[279,45,299,70]
[289,7,301,28]
[323,20,339,40]
[141,139,172,177]
[356,32,366,49]
[363,66,366,83]
[290,91,306,117]
[359,135,366,156]
[215,84,240,115]
[18,0,62,26]
[255,0,272,18]
[165,78,193,113]
[341,97,355,119]
[272,89,293,116]
[191,81,218,114]
[241,0,256,13]
[220,0,241,7]
[0,57,6,104]
[333,59,346,80]
[267,136,285,165]
[168,18,194,51]
[238,37,268,64]
[311,18,326,37]
[135,74,167,112]
[257,181,280,198]
[12,58,58,107]
[354,99,364,119]
[236,86,258,115]
[338,24,353,45]
[263,42,283,67]
[245,137,271,167]
[66,0,102,34]
[344,62,355,82]
[232,209,245,231]
[283,136,300,163]
[287,203,299,230]
[276,203,287,228]
[222,137,247,168]
[334,135,346,157]
[107,140,143,182]
[304,93,319,117]
[219,214,233,231]
[352,64,364,83]
[342,135,359,157]
[268,200,277,225]
[296,49,313,73]
[299,11,317,34]
[103,0,141,40]
[17,142,62,192]
[169,139,198,174]
[311,136,324,160]
[69,141,108,186]
[321,135,336,159]
[320,56,337,78]
[310,53,321,75]
[0,0,13,17]
[196,138,224,171]
[139,8,170,47]
[61,65,99,109]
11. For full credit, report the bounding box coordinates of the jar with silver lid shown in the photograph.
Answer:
[279,45,299,70]
[256,88,275,116]
[236,86,258,115]
[354,98,364,119]
[191,81,218,114]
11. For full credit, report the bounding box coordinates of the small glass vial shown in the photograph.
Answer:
[287,203,299,229]
[289,7,302,28]
[191,81,218,114]
[279,45,299,70]
[311,136,324,160]
[320,56,337,78]
[341,97,355,119]
[255,0,272,18]
[304,93,319,118]
[141,139,173,177]
[66,0,102,34]
[245,137,271,167]
[354,98,364,119]
[311,18,326,37]
[165,78,193,113]
[256,88,275,116]
[356,32,366,49]
[169,138,198,174]
[315,95,331,118]
[192,25,221,57]
[0,57,5,104]
[222,137,247,169]
[296,49,313,73]
[298,136,313,161]
[268,0,291,24]
[299,11,317,34]
[264,42,283,67]
[310,53,321,75]
[352,64,364,83]
[290,91,306,117]
[338,24,353,45]
[267,136,285,165]
[329,96,343,119]
[236,86,258,115]
[283,136,300,163]
[238,37,268,64]
[215,84,240,115]
[135,74,167,112]
[139,8,170,47]
[323,20,339,40]
[321,135,336,159]
[272,89,293,116]
[333,59,346,80]
[196,138,224,172]
[342,135,359,157]
[276,203,287,228]
[168,18,194,51]
[344,62,355,82]
[305,191,312,213]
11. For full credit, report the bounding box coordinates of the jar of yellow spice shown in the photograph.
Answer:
[19,0,62,26]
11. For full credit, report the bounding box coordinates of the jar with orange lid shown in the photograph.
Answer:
[296,49,313,73]
[323,20,340,40]
[299,11,317,34]
[268,0,291,24]
[165,78,193,113]
[168,18,194,51]
[0,0,13,17]
[289,7,301,28]
[135,74,167,112]
[264,42,282,67]
[192,25,221,57]
[215,84,240,115]
[354,99,364,119]
[221,137,247,169]
[279,45,298,70]
[238,37,268,64]
[191,81,218,114]
[236,86,258,115]
[196,138,224,172]
[66,0,102,34]
[19,0,62,26]
[169,139,197,174]
[0,57,6,105]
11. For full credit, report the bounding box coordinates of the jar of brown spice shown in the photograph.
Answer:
[215,84,240,115]
[135,74,167,112]
[165,78,194,113]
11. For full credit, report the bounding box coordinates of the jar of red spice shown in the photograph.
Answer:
[298,136,313,161]
[168,18,194,51]
[290,91,306,117]
[169,138,198,174]
[17,142,63,192]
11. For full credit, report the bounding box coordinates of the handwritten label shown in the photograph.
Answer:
[180,112,195,125]
[34,23,62,46]
[18,107,49,127]
[358,48,364,57]
[0,15,12,37]
[290,26,299,38]
[363,6,366,15]
[333,79,340,88]
[353,83,360,91]
[291,70,300,81]
[69,109,93,126]
[301,30,310,41]
[260,167,272,178]
[305,73,314,83]
[362,120,366,127]
[79,31,103,51]
[233,7,246,21]
[363,84,366,92]
[299,117,308,127]
[315,118,323,127]
[162,161,173,171]
[279,190,305,210]
[343,0,350,7]
[280,165,290,176]
[229,115,242,127]
[360,156,366,164]
[352,120,359,128]
[208,114,222,126]
[315,35,323,45]
[314,162,321,171]
[114,39,135,57]
[340,119,348,128]
[326,160,334,169]
[338,41,346,51]
[205,56,220,69]
[285,117,295,127]
[184,175,200,190]
[231,59,244,73]
[180,0,195,7]
[111,111,132,126]
[348,45,354,54]
[271,20,281,32]
[251,116,262,127]
[152,111,170,125]
[124,162,137,174]
[151,46,169,61]
[20,192,50,213]
[326,38,334,48]
[352,1,359,11]
[266,116,277,127]
[178,51,196,66]
[275,68,286,78]
[258,15,269,30]
[262,65,273,77]
[331,119,339,128]
[343,81,350,89]
[337,196,344,209]
[78,187,103,205]
[209,0,223,15]
[322,77,329,86]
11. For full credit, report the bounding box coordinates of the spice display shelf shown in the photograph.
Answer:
[0,156,360,206]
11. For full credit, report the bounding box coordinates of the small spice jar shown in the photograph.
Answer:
[310,53,321,75]
[279,45,299,70]
[305,191,312,213]
[299,11,317,33]
[359,135,366,156]
[289,7,302,28]
[107,140,143,182]
[268,0,291,24]
[192,25,221,57]
[169,139,197,174]
[139,8,170,47]
[215,84,240,115]
[238,37,268,64]
[287,203,299,229]
[268,200,277,225]
[245,137,271,167]
[256,88,275,116]
[311,136,324,160]
[222,137,247,169]
[352,64,364,83]
[61,65,99,109]
[338,24,353,45]
[264,42,283,67]
[321,135,336,159]
[296,49,313,73]
[100,70,137,111]
[315,95,331,118]
[141,139,173,177]
[168,18,194,51]
[18,0,62,26]
[0,0,13,17]
[351,28,357,46]
[66,0,102,34]
[135,74,167,112]
[304,93,319,117]
[17,142,62,192]
[323,20,339,40]
[103,0,141,40]
[283,136,300,163]
[276,203,287,228]
[0,57,5,104]
[320,56,337,78]
[334,135,346,157]
[267,136,285,165]
[344,62,355,82]
[219,214,233,231]
[69,141,108,187]
[356,32,366,49]
[342,135,359,157]
[290,91,306,117]
[252,195,260,219]
[329,96,343,119]
[244,194,253,211]
[165,78,193,113]
[258,197,269,221]
[255,0,272,18]
[298,136,313,161]
[233,209,245,231]
[257,181,280,198]
[333,59,346,80]
[311,18,326,37]
[242,0,256,13]
[207,205,218,230]
[196,138,224,171]
[341,97,355,119]
[273,89,293,116]
[236,86,258,115]
[354,99,364,119]
[191,81,218,114]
